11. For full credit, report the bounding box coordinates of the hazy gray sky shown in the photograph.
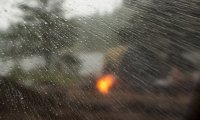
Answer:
[0,0,123,31]
[63,0,123,18]
[0,0,23,30]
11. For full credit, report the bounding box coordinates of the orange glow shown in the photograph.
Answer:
[96,74,115,94]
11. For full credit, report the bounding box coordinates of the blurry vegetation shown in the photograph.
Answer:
[0,0,78,68]
[9,67,80,85]
[117,0,199,73]
[123,0,199,52]
[0,0,80,83]
[101,0,199,90]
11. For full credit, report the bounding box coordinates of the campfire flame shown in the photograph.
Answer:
[96,74,115,94]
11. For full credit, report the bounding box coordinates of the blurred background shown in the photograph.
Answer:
[0,0,200,120]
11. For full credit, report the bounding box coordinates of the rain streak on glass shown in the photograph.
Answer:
[0,0,200,120]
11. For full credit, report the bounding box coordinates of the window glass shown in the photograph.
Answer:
[0,0,200,120]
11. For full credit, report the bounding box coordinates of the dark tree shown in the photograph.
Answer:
[117,0,199,90]
[0,0,78,68]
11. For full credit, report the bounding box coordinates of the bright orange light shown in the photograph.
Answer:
[96,74,115,94]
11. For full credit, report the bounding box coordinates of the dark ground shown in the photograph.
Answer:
[0,76,194,120]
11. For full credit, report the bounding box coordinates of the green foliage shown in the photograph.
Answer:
[9,67,80,85]
[0,0,81,84]
[61,54,81,65]
[0,0,78,63]
[121,0,199,53]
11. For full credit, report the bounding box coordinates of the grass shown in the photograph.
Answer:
[8,67,81,86]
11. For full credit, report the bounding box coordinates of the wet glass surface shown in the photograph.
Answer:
[0,0,200,120]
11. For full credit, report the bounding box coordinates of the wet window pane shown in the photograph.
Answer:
[0,0,200,120]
